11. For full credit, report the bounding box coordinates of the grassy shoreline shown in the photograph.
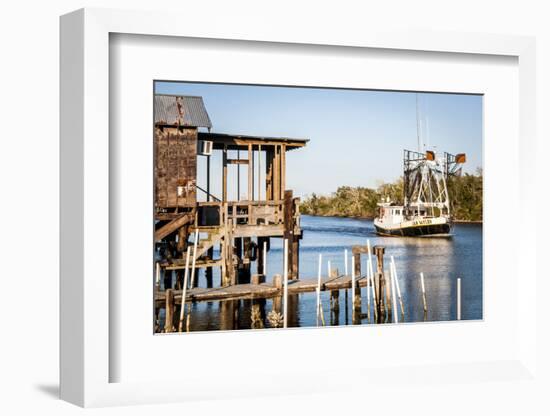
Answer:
[302,213,482,224]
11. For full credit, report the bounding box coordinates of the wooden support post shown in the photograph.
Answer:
[222,145,228,202]
[280,145,286,199]
[176,224,188,255]
[240,237,252,284]
[283,190,296,279]
[316,253,323,326]
[235,236,243,275]
[291,238,299,280]
[175,269,183,290]
[330,290,340,326]
[206,154,211,202]
[373,245,386,323]
[272,274,283,289]
[164,288,175,333]
[228,232,236,286]
[256,237,264,277]
[390,264,398,324]
[189,229,199,289]
[390,256,405,316]
[178,248,191,332]
[367,240,377,322]
[206,247,214,288]
[353,252,361,280]
[351,254,356,323]
[163,269,172,290]
[385,270,392,318]
[155,262,160,292]
[457,278,462,320]
[344,249,348,276]
[237,150,240,200]
[263,239,268,276]
[283,239,289,328]
[265,147,274,200]
[420,272,428,317]
[258,144,262,201]
[248,144,253,201]
[273,146,280,200]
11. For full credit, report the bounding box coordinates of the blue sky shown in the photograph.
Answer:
[155,81,482,199]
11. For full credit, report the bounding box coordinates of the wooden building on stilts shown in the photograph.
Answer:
[154,94,308,295]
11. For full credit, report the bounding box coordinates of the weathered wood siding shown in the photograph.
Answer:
[155,126,197,209]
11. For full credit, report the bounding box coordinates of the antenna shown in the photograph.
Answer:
[416,93,421,152]
[426,117,430,150]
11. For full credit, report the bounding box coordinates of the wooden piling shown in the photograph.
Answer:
[283,239,289,328]
[189,229,199,288]
[163,269,172,290]
[178,248,191,332]
[367,240,377,322]
[206,246,214,288]
[272,274,283,289]
[316,253,323,326]
[344,249,348,276]
[351,255,355,323]
[164,288,175,333]
[420,272,427,316]
[353,252,361,280]
[390,256,405,316]
[263,240,267,276]
[351,256,362,324]
[390,265,398,324]
[155,262,160,292]
[330,290,340,326]
[373,245,386,322]
[457,278,461,320]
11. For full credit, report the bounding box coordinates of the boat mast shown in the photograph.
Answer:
[416,93,421,152]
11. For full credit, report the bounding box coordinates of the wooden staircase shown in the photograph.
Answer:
[191,226,224,259]
[162,226,224,270]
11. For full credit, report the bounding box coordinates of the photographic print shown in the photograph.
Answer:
[153,82,483,333]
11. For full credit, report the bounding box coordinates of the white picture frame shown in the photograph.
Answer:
[60,8,537,408]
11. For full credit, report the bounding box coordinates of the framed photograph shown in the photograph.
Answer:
[60,8,537,407]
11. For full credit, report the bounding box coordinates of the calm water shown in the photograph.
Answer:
[164,215,482,331]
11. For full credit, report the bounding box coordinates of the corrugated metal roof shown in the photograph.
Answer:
[154,94,212,129]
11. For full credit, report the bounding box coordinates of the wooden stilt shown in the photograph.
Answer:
[344,249,348,276]
[457,278,462,320]
[189,229,199,289]
[316,253,323,326]
[373,245,386,323]
[178,248,191,332]
[283,239,289,328]
[420,272,428,317]
[390,256,405,316]
[164,289,175,333]
[330,290,340,326]
[390,264,398,324]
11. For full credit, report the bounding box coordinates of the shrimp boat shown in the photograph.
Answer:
[374,149,466,237]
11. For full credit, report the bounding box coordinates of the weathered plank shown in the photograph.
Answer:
[154,213,192,242]
[155,275,370,305]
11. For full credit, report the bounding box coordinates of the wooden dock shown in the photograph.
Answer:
[155,274,370,305]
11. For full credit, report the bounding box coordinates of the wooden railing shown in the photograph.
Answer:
[196,198,300,232]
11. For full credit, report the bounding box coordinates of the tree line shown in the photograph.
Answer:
[300,169,483,222]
